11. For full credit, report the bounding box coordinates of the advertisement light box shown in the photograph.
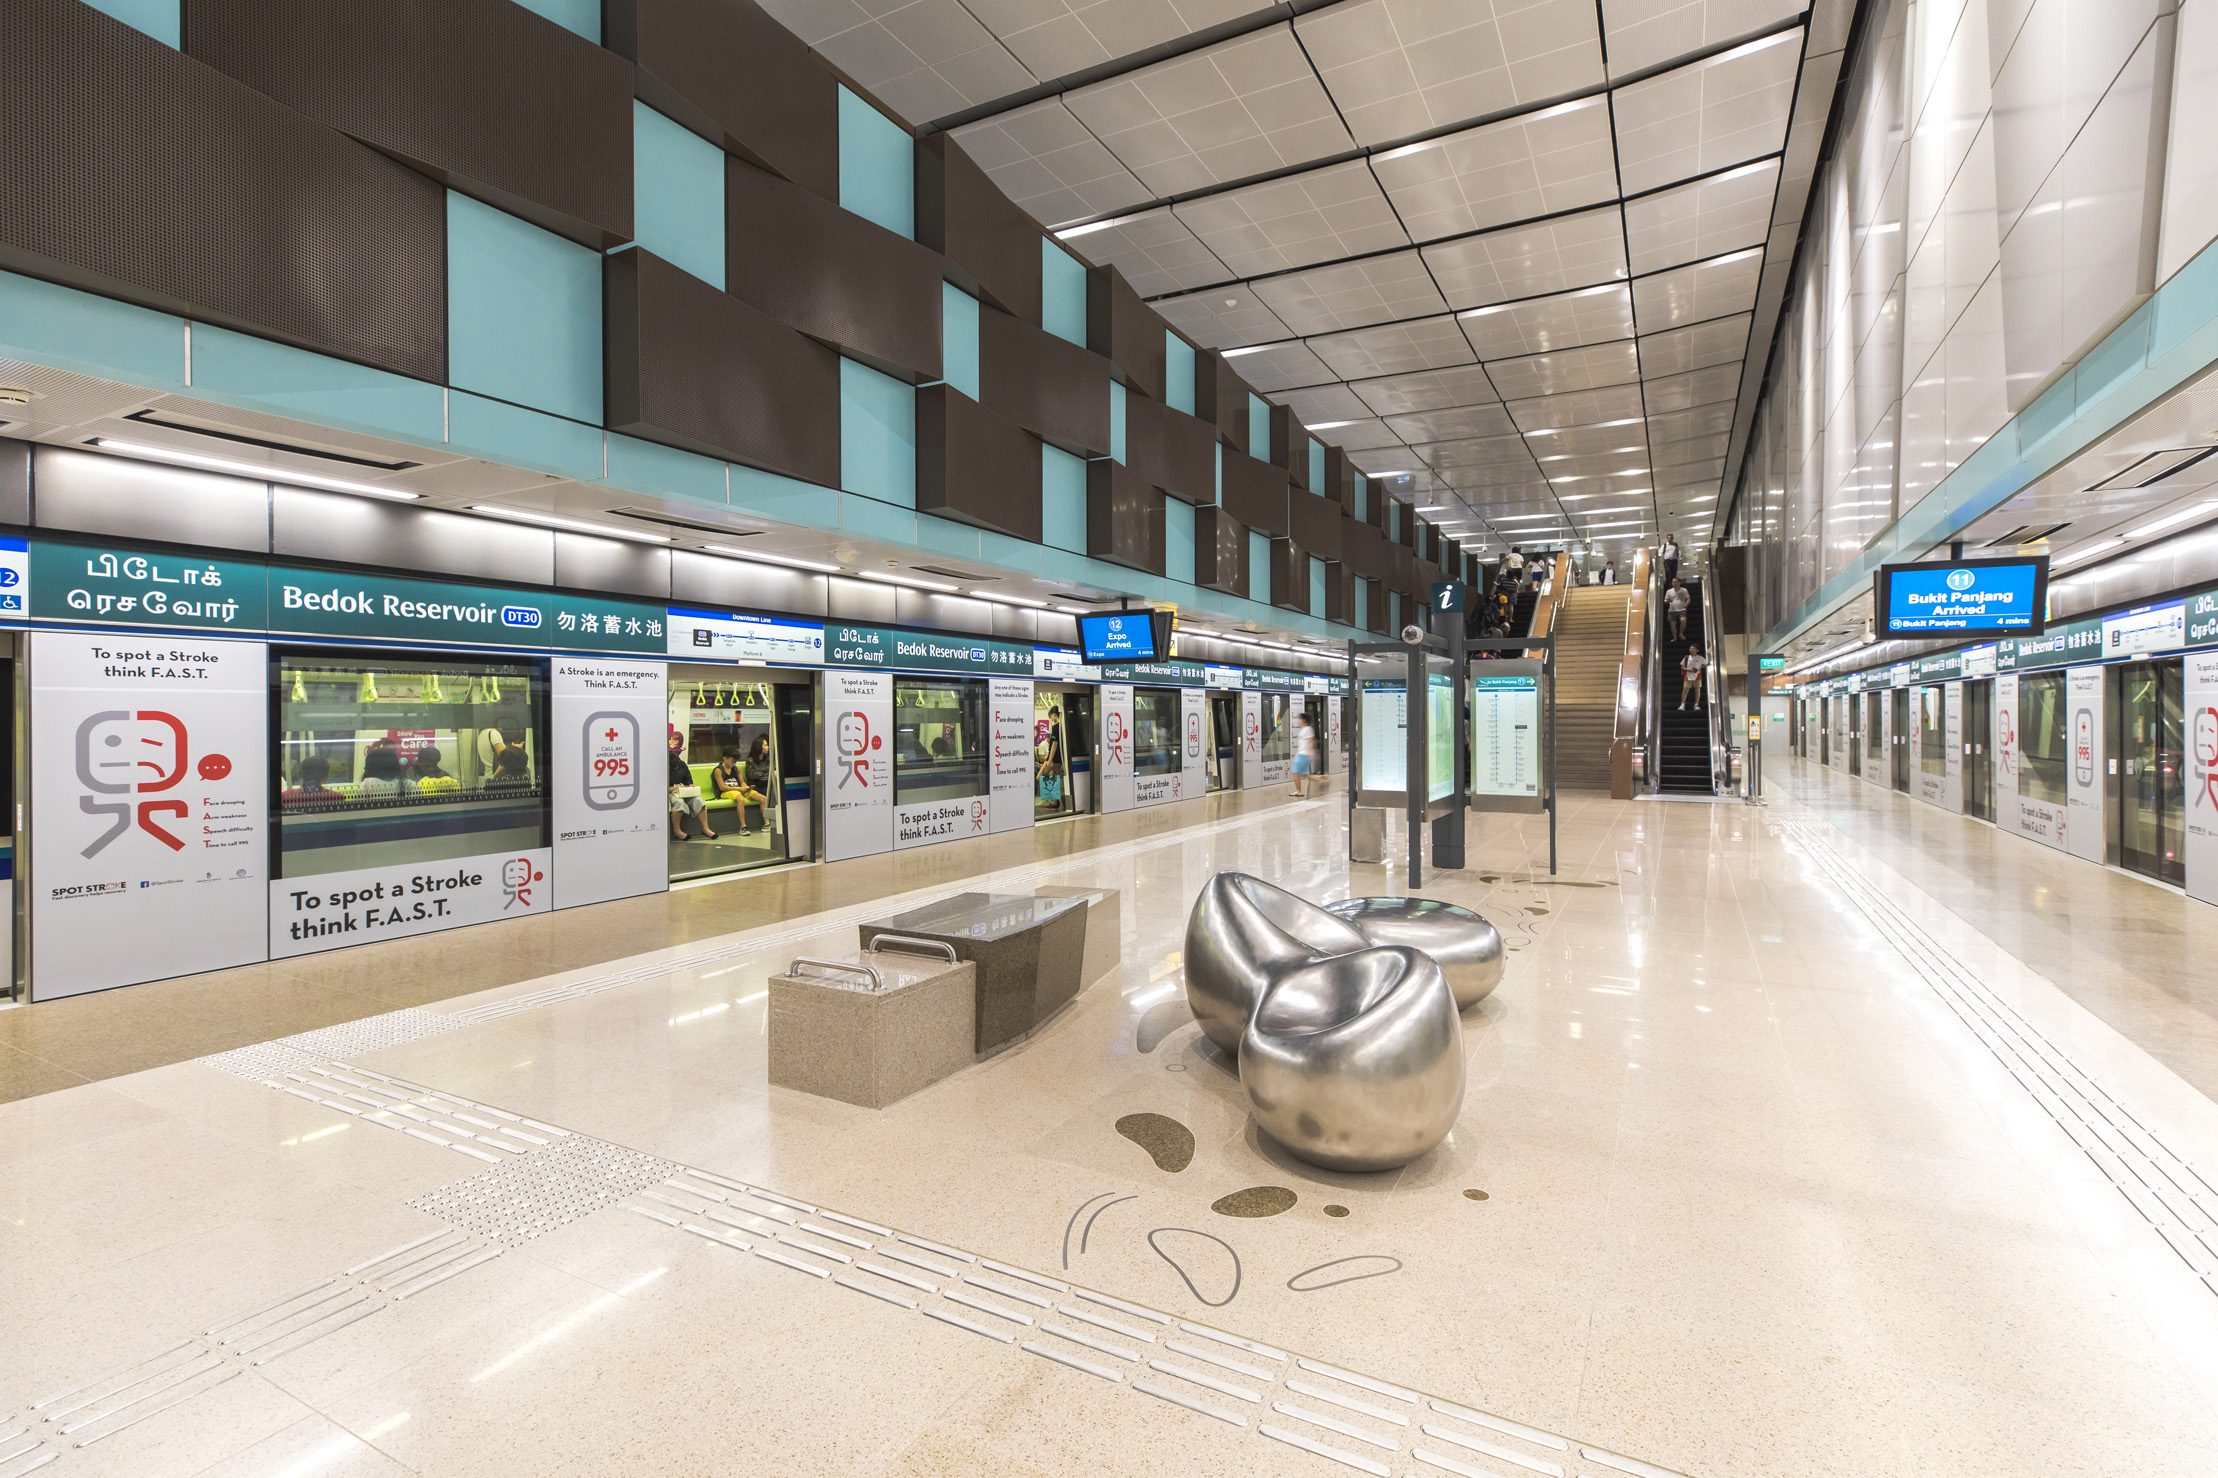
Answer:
[1874,556,2048,637]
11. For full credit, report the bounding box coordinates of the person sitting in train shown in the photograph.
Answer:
[410,746,461,795]
[668,727,716,840]
[357,741,408,799]
[710,746,747,804]
[728,737,775,833]
[930,728,956,759]
[483,746,532,789]
[279,755,341,808]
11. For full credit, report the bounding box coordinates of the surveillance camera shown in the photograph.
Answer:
[1400,623,1425,645]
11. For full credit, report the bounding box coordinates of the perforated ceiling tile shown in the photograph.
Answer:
[1350,363,1503,417]
[1601,0,1806,79]
[1221,339,1340,393]
[1248,250,1448,337]
[1382,402,1519,444]
[1630,246,1765,332]
[1308,415,1407,451]
[1275,383,1375,425]
[1421,206,1628,311]
[1370,95,1619,241]
[1308,313,1478,381]
[1507,382,1648,431]
[1623,157,1781,275]
[1458,282,1635,360]
[1065,24,1352,195]
[1295,0,1606,145]
[949,97,1153,228]
[1409,429,1532,468]
[1151,286,1294,349]
[1610,28,1801,195]
[1054,206,1232,296]
[1637,312,1752,377]
[1172,160,1408,279]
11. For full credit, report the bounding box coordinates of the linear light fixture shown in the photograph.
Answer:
[703,544,841,572]
[1221,343,1280,358]
[859,569,958,592]
[469,505,668,542]
[1054,605,1090,615]
[93,437,421,500]
[974,589,1045,606]
[2124,500,2218,541]
[1308,420,1356,431]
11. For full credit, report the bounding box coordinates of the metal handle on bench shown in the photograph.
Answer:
[788,957,882,989]
[867,935,958,964]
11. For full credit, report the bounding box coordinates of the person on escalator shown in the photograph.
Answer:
[1680,644,1707,711]
[1665,577,1690,641]
[1661,534,1681,586]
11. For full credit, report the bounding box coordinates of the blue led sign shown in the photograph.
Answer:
[1874,556,2047,637]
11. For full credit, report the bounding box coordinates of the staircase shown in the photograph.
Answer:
[1656,578,1715,794]
[1552,584,1630,791]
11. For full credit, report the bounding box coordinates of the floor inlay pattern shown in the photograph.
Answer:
[1776,816,2218,1296]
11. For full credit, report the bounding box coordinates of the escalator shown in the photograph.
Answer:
[1655,575,1715,794]
[1510,577,1541,637]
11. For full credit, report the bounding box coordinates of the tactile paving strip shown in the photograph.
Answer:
[407,1132,679,1248]
[198,1008,465,1081]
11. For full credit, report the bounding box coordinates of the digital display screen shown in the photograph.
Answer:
[1077,612,1160,663]
[1875,557,2047,636]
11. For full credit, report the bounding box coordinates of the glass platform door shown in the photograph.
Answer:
[2119,659,2186,885]
[1962,679,1993,821]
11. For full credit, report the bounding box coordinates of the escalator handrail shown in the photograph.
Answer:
[1699,566,1728,794]
[1642,548,1663,793]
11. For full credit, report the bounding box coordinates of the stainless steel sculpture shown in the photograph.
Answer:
[1324,897,1504,1010]
[1182,874,1465,1172]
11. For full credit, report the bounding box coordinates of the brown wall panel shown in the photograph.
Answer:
[1367,577,1389,633]
[917,385,1041,543]
[1220,453,1287,538]
[1088,266,1166,403]
[1193,506,1246,596]
[1341,519,1385,580]
[1388,543,1414,590]
[606,249,839,486]
[1124,395,1215,505]
[1270,539,1306,611]
[917,135,1041,323]
[1323,446,1351,511]
[3,0,445,380]
[727,160,940,382]
[1195,353,1254,450]
[607,0,836,200]
[1324,564,1354,625]
[978,306,1111,457]
[188,0,631,247]
[1087,461,1165,575]
[1289,491,1341,560]
[1266,404,1296,472]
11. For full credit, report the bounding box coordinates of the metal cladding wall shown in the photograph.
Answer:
[1,0,446,380]
[1123,395,1215,506]
[188,0,634,248]
[1193,506,1247,596]
[607,0,837,201]
[1087,266,1165,403]
[1220,452,1289,539]
[917,384,1041,542]
[605,248,840,484]
[1289,490,1343,561]
[1087,461,1164,575]
[1196,353,1256,452]
[978,306,1112,457]
[916,134,1041,324]
[726,159,941,383]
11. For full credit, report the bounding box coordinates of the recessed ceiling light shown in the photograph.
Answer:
[703,544,840,572]
[470,505,667,542]
[94,438,421,501]
[973,589,1045,606]
[860,569,959,592]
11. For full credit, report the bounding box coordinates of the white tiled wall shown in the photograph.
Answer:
[1735,0,2198,635]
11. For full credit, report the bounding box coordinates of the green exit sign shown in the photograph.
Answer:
[1757,655,1786,670]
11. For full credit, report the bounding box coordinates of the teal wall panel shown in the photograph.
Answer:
[1043,240,1088,345]
[942,284,981,399]
[1166,332,1196,414]
[605,433,725,506]
[447,192,602,424]
[1165,496,1195,585]
[1248,394,1269,458]
[1109,382,1126,464]
[838,87,913,239]
[192,325,444,446]
[633,103,725,289]
[86,0,178,46]
[730,461,833,526]
[1353,471,1367,521]
[1213,442,1223,503]
[1309,440,1325,490]
[841,493,917,544]
[917,514,983,561]
[447,391,603,480]
[0,269,181,390]
[513,0,599,41]
[1355,575,1370,622]
[1043,444,1087,553]
[840,358,917,508]
[1248,530,1268,602]
[1309,558,1325,617]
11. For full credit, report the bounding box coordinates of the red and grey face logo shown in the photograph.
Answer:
[837,711,882,788]
[74,709,218,856]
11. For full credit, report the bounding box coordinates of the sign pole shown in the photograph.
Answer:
[1546,636,1557,877]
[1405,641,1424,889]
[1430,581,1466,871]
